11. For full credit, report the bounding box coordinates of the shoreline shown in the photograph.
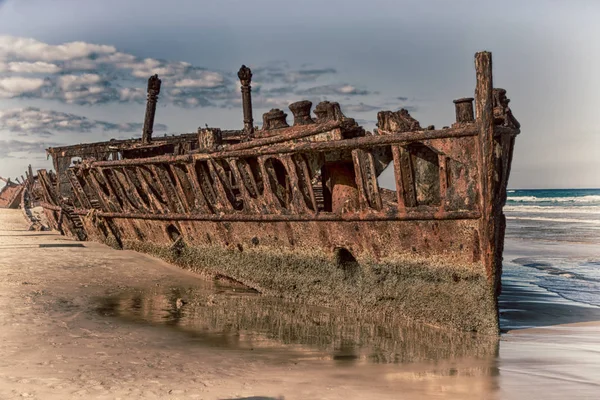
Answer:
[1,209,600,398]
[499,280,600,331]
[501,236,600,328]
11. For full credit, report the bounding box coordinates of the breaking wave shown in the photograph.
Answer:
[507,195,600,203]
[506,216,600,225]
[503,205,600,214]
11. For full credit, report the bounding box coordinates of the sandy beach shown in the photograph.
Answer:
[1,208,599,399]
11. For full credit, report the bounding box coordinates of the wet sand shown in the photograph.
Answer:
[1,209,599,399]
[496,238,600,399]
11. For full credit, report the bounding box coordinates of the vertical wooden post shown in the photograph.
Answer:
[351,149,370,210]
[438,155,448,204]
[474,51,501,297]
[391,146,407,214]
[27,164,34,192]
[142,75,161,145]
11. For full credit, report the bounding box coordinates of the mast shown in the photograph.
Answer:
[238,65,254,137]
[142,74,162,145]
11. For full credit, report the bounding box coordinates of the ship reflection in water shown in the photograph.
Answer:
[95,280,505,398]
[95,281,499,367]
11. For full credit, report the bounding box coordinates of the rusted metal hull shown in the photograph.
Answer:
[88,217,497,333]
[34,51,519,335]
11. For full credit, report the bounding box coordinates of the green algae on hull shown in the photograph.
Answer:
[97,283,500,364]
[120,239,499,336]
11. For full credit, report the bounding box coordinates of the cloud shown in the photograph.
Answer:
[172,95,214,109]
[395,105,418,113]
[0,35,231,107]
[0,36,115,62]
[0,107,167,137]
[296,84,371,96]
[355,118,378,127]
[0,139,61,159]
[0,76,46,97]
[118,87,145,102]
[282,68,337,83]
[342,103,380,113]
[0,35,373,109]
[220,94,294,112]
[0,61,61,74]
[173,72,225,88]
[262,86,296,95]
[253,62,337,84]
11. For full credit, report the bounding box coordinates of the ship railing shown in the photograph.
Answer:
[44,52,521,225]
[53,122,521,223]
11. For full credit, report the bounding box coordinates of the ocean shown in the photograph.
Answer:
[501,188,600,315]
[505,188,600,243]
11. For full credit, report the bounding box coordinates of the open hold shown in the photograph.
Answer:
[171,164,196,210]
[194,160,217,213]
[166,224,181,243]
[90,169,111,198]
[407,143,441,206]
[327,162,359,214]
[236,158,264,199]
[133,226,145,241]
[138,166,168,207]
[167,224,185,257]
[124,167,151,208]
[264,157,291,209]
[215,159,243,211]
[334,247,360,280]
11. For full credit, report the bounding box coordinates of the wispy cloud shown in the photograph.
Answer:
[395,105,418,113]
[0,139,60,159]
[252,62,337,84]
[342,103,380,113]
[0,107,167,137]
[354,118,378,127]
[0,36,369,110]
[282,68,337,83]
[296,84,371,96]
[0,35,231,106]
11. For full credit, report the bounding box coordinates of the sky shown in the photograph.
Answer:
[0,0,598,189]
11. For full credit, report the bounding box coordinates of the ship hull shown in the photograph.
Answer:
[78,216,498,334]
[33,51,519,335]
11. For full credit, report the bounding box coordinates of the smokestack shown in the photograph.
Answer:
[237,65,254,136]
[453,97,475,124]
[142,74,161,144]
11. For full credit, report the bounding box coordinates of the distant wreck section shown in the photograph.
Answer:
[0,177,23,209]
[30,52,519,335]
[1,166,46,230]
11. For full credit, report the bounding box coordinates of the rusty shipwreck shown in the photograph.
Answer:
[2,166,47,230]
[0,176,24,209]
[33,52,520,335]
